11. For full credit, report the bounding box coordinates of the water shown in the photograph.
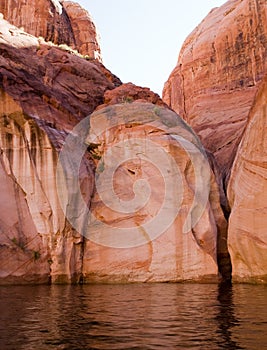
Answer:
[0,283,266,350]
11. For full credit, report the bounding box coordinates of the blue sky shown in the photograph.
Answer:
[76,0,226,96]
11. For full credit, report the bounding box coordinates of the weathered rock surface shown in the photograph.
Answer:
[163,0,267,180]
[0,18,120,283]
[0,0,102,59]
[0,10,231,283]
[0,17,120,143]
[227,75,267,283]
[81,102,227,283]
[62,1,102,59]
[0,88,97,284]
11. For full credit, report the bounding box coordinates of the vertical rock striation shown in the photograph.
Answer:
[0,18,120,284]
[0,89,95,284]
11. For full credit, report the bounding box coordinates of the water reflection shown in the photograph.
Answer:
[0,283,266,349]
[215,283,244,349]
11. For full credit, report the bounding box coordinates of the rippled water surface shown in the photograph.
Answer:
[0,283,267,349]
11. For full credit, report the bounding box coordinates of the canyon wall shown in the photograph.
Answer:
[0,14,228,283]
[0,0,266,283]
[0,83,97,284]
[0,16,117,284]
[163,0,267,283]
[227,75,267,283]
[0,0,102,59]
[0,18,120,139]
[163,0,267,180]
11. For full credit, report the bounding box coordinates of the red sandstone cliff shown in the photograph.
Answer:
[227,75,267,283]
[0,17,120,283]
[163,0,267,180]
[0,0,102,59]
[0,14,228,283]
[1,0,266,284]
[163,0,267,283]
[0,17,120,136]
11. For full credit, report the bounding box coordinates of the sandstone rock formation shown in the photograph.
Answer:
[0,1,231,283]
[0,84,93,284]
[163,0,267,181]
[163,0,267,284]
[0,18,120,141]
[2,0,266,284]
[81,102,227,283]
[0,17,120,284]
[227,75,267,283]
[0,0,102,59]
[98,82,169,110]
[62,1,102,59]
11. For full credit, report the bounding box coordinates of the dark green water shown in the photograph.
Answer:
[0,283,266,349]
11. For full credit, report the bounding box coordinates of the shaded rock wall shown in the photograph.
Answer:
[0,88,96,284]
[1,0,266,284]
[227,75,267,283]
[0,18,120,144]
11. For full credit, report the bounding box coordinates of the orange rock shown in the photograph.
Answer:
[0,88,95,285]
[82,102,228,283]
[163,0,267,180]
[0,0,102,59]
[227,75,267,283]
[0,18,118,284]
[0,6,231,284]
[0,90,54,284]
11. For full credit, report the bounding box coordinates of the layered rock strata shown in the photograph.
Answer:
[3,0,265,284]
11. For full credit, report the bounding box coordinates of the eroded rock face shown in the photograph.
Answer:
[227,76,267,283]
[0,18,120,143]
[0,18,119,284]
[0,90,73,284]
[62,1,102,59]
[0,0,102,59]
[163,0,267,180]
[0,88,97,284]
[81,102,227,283]
[0,5,232,284]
